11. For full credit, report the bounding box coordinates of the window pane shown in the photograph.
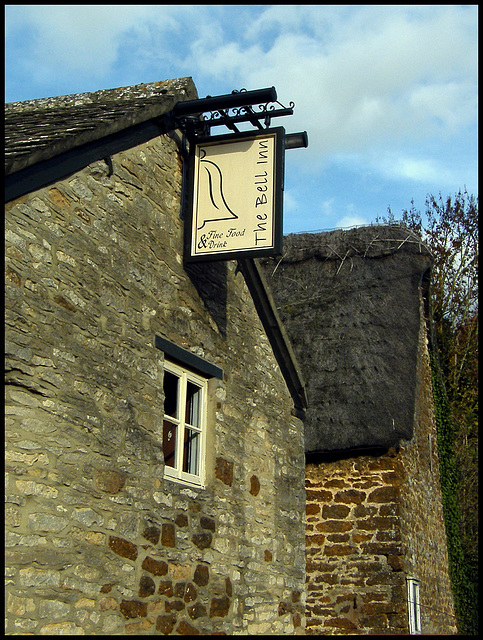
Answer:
[163,370,179,418]
[407,579,421,634]
[183,428,200,475]
[186,381,202,427]
[413,582,421,632]
[163,420,177,468]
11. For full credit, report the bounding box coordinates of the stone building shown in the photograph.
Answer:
[261,228,458,634]
[5,76,457,637]
[5,78,307,635]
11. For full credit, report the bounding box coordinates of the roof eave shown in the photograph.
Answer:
[238,257,308,419]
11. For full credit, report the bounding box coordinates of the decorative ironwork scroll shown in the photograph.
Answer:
[176,88,295,139]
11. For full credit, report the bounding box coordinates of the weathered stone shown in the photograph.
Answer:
[334,489,365,504]
[293,611,302,627]
[183,582,197,603]
[278,601,292,616]
[306,489,332,502]
[215,457,233,486]
[99,597,117,611]
[139,575,156,597]
[177,620,200,635]
[192,532,212,549]
[165,600,185,612]
[49,187,70,208]
[19,567,61,587]
[321,504,350,519]
[175,582,186,598]
[188,602,207,619]
[200,516,215,531]
[39,621,85,635]
[120,600,148,619]
[249,474,260,496]
[142,556,168,576]
[7,593,35,615]
[96,469,126,494]
[324,617,357,629]
[193,564,209,587]
[142,526,160,545]
[6,265,21,286]
[324,544,357,557]
[156,614,177,634]
[306,503,320,515]
[316,519,352,533]
[368,486,398,503]
[54,294,76,312]
[161,523,176,547]
[39,599,70,618]
[387,554,403,572]
[125,618,154,634]
[353,504,377,518]
[108,536,138,561]
[210,596,230,618]
[27,513,68,533]
[72,507,103,527]
[16,480,58,499]
[158,580,174,597]
[306,533,325,546]
[175,513,188,528]
[169,563,191,580]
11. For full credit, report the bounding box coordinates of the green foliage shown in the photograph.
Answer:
[431,349,478,634]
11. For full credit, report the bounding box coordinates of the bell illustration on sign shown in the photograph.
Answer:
[197,150,239,231]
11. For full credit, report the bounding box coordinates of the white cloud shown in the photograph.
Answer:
[321,199,335,218]
[6,5,189,84]
[185,5,477,167]
[382,155,455,185]
[282,188,298,217]
[408,82,477,133]
[336,214,368,230]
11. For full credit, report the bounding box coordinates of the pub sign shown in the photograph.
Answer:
[185,127,284,261]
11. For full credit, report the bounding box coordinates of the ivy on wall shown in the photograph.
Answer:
[431,349,478,635]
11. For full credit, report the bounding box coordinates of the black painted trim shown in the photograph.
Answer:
[155,335,223,380]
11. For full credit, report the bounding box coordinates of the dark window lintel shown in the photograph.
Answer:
[155,335,223,380]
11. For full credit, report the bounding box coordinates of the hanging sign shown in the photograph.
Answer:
[185,127,284,262]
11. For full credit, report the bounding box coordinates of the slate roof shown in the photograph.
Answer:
[5,77,198,176]
[260,225,432,456]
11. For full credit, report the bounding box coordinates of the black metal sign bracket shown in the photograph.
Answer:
[172,87,301,142]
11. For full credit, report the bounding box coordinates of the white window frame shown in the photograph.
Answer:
[407,577,421,634]
[162,360,207,488]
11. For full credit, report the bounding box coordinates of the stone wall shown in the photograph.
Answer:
[304,296,456,635]
[5,132,305,634]
[305,454,407,634]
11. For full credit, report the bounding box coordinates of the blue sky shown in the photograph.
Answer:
[5,5,478,234]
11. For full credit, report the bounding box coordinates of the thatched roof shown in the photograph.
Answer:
[260,225,432,455]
